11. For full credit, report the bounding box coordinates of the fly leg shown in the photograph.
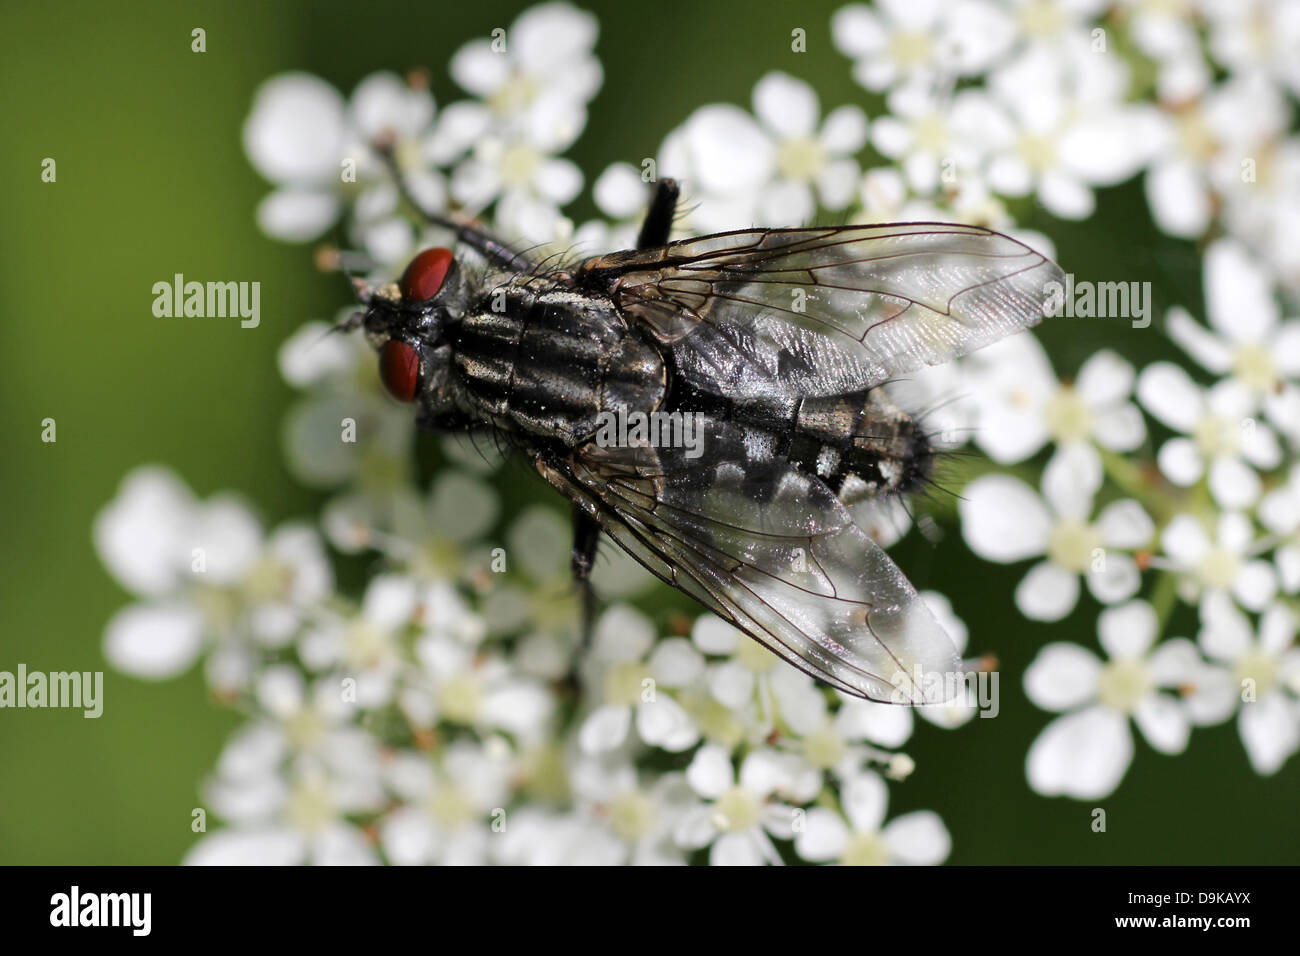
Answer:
[371,135,533,271]
[636,178,680,250]
[571,505,601,648]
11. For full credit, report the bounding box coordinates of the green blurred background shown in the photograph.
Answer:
[0,0,1294,864]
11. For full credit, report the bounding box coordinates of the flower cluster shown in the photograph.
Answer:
[97,0,1300,863]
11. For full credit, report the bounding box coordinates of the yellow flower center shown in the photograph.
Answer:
[776,136,827,181]
[841,830,891,866]
[712,786,761,832]
[802,725,846,770]
[1044,386,1095,443]
[1193,415,1238,458]
[609,791,657,841]
[499,143,540,187]
[888,31,934,66]
[489,73,539,115]
[1019,0,1066,37]
[1018,133,1058,172]
[426,785,475,828]
[603,661,650,707]
[1096,657,1151,713]
[1047,519,1102,573]
[345,618,391,670]
[682,692,746,748]
[913,114,948,152]
[1234,650,1279,696]
[439,674,483,725]
[1197,546,1240,590]
[1233,343,1277,392]
[285,778,335,835]
[286,708,326,750]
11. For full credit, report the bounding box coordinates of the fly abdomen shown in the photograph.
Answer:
[667,382,933,502]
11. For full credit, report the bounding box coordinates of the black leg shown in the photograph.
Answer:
[372,136,532,271]
[636,178,680,251]
[571,504,601,646]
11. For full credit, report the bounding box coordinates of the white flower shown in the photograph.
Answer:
[577,605,701,754]
[962,336,1145,466]
[379,742,512,865]
[1164,240,1300,413]
[833,0,1014,92]
[980,45,1158,218]
[569,758,695,865]
[1025,600,1196,798]
[1194,593,1300,774]
[185,720,384,865]
[690,615,827,735]
[870,84,1006,193]
[244,71,443,257]
[1159,512,1278,614]
[961,445,1152,621]
[96,466,332,684]
[794,770,950,865]
[746,71,868,220]
[1138,363,1281,509]
[278,317,414,497]
[448,1,601,124]
[673,746,808,865]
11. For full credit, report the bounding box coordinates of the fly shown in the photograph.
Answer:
[351,147,1064,705]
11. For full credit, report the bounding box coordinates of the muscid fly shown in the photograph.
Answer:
[352,164,1063,705]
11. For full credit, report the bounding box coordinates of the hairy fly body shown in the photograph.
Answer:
[355,173,1064,704]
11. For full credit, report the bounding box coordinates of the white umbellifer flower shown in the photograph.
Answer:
[656,105,774,232]
[440,3,598,245]
[961,335,1145,466]
[244,71,444,259]
[870,84,1007,193]
[278,316,415,499]
[1141,72,1289,239]
[979,43,1158,219]
[1115,0,1208,102]
[185,719,385,865]
[1025,600,1196,799]
[1158,513,1279,614]
[832,0,1013,93]
[961,445,1152,621]
[448,1,601,127]
[577,604,701,755]
[747,71,869,221]
[673,746,806,865]
[1164,240,1300,422]
[794,770,950,865]
[689,615,828,736]
[297,573,423,708]
[1137,363,1282,509]
[1202,0,1300,99]
[569,758,695,865]
[96,466,332,687]
[379,742,512,865]
[1191,592,1300,775]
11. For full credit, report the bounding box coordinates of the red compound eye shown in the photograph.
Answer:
[380,339,419,402]
[399,247,454,302]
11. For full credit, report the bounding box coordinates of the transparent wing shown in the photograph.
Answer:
[579,222,1063,398]
[538,418,962,703]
